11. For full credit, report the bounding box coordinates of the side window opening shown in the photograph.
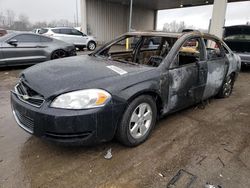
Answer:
[11,34,41,43]
[51,29,60,34]
[71,29,83,36]
[39,28,48,34]
[204,38,224,60]
[172,37,202,68]
[97,36,176,67]
[137,37,176,67]
[98,36,141,63]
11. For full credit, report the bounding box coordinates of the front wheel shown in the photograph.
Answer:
[51,50,67,60]
[217,75,234,98]
[116,95,157,147]
[87,41,96,51]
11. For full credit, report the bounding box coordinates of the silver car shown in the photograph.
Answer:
[40,27,97,51]
[0,32,76,67]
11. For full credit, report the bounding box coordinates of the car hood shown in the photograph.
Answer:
[20,55,154,99]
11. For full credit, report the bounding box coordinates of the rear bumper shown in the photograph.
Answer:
[238,53,250,66]
[11,92,125,145]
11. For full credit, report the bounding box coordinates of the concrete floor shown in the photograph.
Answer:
[0,62,250,188]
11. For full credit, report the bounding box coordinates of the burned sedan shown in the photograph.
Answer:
[0,32,76,67]
[11,31,241,146]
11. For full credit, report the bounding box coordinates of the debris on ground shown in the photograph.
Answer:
[217,157,225,167]
[4,72,9,75]
[158,173,164,178]
[104,148,112,160]
[166,169,197,188]
[239,112,248,116]
[195,99,210,110]
[224,148,233,154]
[204,183,222,188]
[196,155,207,165]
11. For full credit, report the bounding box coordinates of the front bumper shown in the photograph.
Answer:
[11,93,125,145]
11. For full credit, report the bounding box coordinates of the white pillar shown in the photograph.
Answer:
[80,0,87,34]
[209,0,227,38]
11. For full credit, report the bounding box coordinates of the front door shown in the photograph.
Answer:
[164,37,207,113]
[1,34,45,66]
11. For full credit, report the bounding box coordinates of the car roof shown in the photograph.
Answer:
[125,31,220,40]
[44,27,75,29]
[0,32,49,42]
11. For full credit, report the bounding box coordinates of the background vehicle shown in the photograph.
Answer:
[32,28,41,34]
[0,32,76,67]
[0,29,7,37]
[224,25,250,67]
[11,31,240,146]
[39,27,97,51]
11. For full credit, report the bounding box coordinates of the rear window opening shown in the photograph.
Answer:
[95,35,177,67]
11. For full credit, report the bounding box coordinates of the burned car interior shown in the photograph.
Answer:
[96,35,177,67]
[95,34,223,69]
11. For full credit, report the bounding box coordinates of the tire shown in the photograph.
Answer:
[51,50,67,60]
[116,95,157,147]
[217,74,234,98]
[87,41,96,51]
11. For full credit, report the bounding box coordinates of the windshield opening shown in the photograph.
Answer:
[94,35,177,67]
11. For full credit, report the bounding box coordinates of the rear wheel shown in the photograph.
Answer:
[217,74,234,98]
[116,95,157,147]
[87,41,96,51]
[51,50,67,59]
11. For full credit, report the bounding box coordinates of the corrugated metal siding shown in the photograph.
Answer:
[86,0,155,44]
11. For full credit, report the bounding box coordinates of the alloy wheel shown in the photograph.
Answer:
[129,103,153,139]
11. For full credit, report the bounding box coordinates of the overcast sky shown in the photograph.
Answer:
[157,1,250,30]
[0,0,250,30]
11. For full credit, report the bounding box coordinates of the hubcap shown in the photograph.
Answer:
[129,103,152,139]
[89,43,95,50]
[223,77,232,97]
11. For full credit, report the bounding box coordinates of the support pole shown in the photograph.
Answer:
[76,0,79,26]
[80,0,87,34]
[128,0,133,32]
[209,0,227,38]
[126,0,133,50]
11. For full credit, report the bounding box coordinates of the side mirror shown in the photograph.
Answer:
[8,39,18,46]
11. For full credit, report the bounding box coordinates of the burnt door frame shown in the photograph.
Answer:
[163,36,207,113]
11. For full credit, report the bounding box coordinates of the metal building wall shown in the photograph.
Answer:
[86,0,155,44]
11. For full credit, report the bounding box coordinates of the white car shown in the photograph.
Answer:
[39,27,97,51]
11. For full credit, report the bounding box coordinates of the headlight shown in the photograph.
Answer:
[50,89,111,109]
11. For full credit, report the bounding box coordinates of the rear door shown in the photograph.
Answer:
[165,37,207,113]
[1,34,47,66]
[52,29,74,44]
[202,37,229,99]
